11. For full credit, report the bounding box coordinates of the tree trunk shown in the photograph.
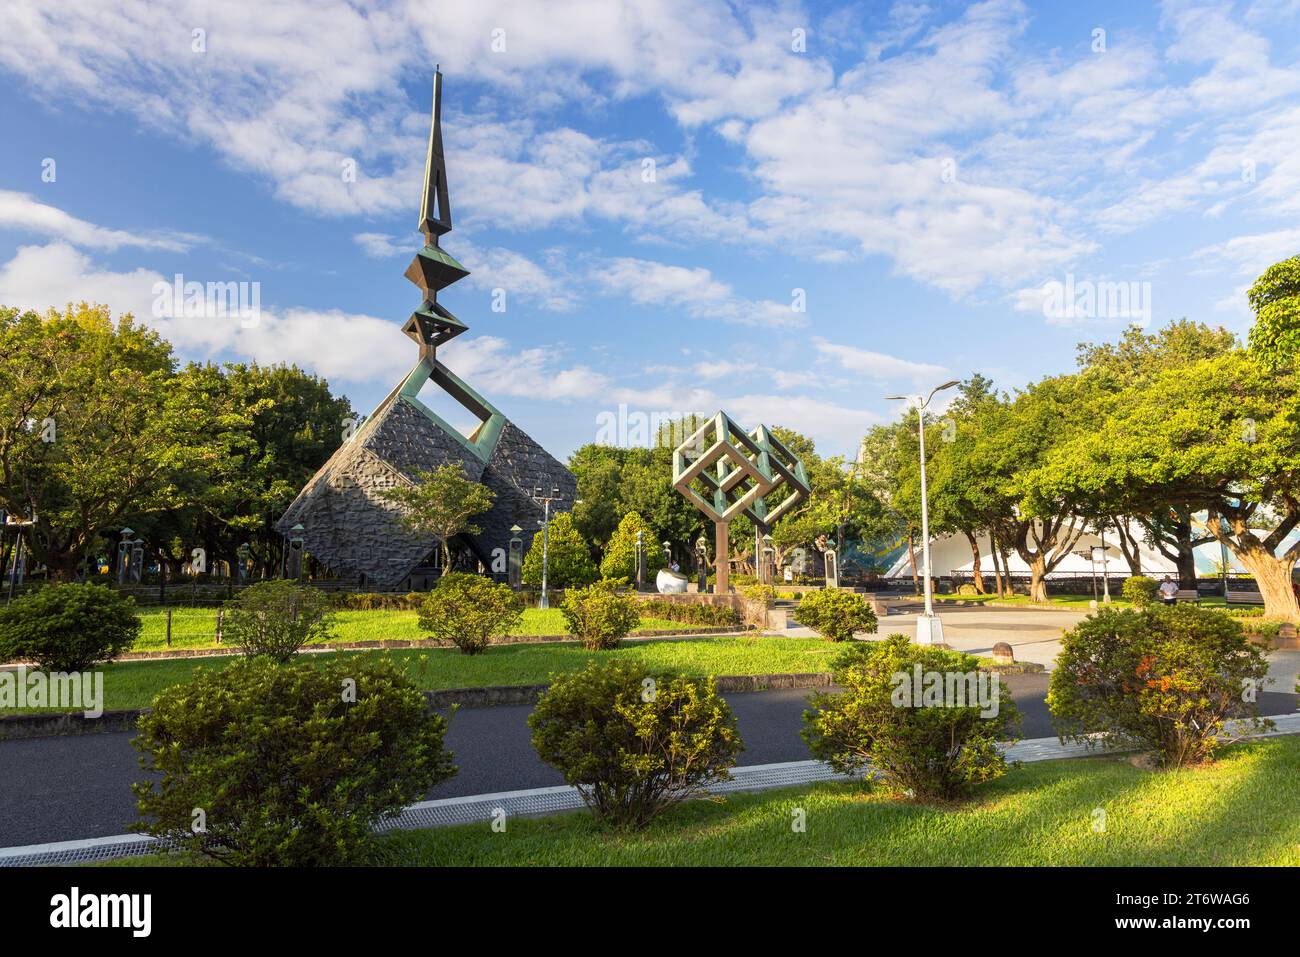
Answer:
[1170,526,1200,590]
[964,531,985,593]
[1110,518,1143,576]
[906,533,919,596]
[1028,553,1049,603]
[1249,557,1300,622]
[989,536,1004,597]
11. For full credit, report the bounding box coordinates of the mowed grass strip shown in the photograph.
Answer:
[131,607,699,651]
[21,635,841,713]
[105,737,1300,867]
[381,737,1300,867]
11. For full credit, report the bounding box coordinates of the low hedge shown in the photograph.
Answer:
[635,599,742,628]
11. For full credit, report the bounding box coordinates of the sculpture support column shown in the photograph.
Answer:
[715,521,729,594]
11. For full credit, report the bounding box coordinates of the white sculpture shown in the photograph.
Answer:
[656,568,689,594]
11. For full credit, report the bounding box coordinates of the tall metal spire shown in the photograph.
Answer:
[404,68,468,359]
[418,67,453,243]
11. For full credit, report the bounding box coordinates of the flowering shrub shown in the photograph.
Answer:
[1048,605,1271,766]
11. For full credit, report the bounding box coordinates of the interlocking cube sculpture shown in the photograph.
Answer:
[673,412,811,592]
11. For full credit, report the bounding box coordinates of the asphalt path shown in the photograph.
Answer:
[1,675,1295,848]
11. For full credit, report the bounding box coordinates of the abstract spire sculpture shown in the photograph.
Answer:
[672,412,810,592]
[278,70,577,587]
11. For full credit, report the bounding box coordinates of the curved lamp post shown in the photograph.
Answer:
[886,380,959,645]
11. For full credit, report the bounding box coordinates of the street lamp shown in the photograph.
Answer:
[886,379,960,645]
[532,485,563,609]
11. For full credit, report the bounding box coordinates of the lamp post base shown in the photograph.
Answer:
[915,613,945,646]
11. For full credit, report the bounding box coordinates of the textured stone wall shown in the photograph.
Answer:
[277,394,576,588]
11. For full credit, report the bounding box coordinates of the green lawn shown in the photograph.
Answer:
[109,736,1300,867]
[132,606,696,651]
[35,635,844,713]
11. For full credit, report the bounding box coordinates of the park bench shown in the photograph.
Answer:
[1226,588,1265,605]
[1174,589,1199,603]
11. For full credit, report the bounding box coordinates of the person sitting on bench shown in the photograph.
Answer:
[1158,576,1178,606]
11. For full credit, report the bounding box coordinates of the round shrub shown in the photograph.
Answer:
[599,511,667,581]
[222,579,334,663]
[1121,575,1159,608]
[0,582,139,670]
[802,635,1020,801]
[528,660,742,828]
[793,588,878,641]
[561,579,641,650]
[522,512,597,587]
[130,655,455,865]
[1047,605,1271,767]
[418,571,524,655]
[957,583,979,596]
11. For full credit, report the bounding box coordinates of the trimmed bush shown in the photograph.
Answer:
[1122,575,1159,608]
[528,660,742,828]
[794,588,878,641]
[635,599,741,628]
[131,655,455,866]
[0,582,139,670]
[599,511,667,581]
[417,572,523,655]
[329,592,426,611]
[802,635,1020,801]
[222,580,334,663]
[1048,605,1272,766]
[561,579,641,650]
[522,512,598,587]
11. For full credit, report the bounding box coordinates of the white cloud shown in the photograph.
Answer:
[0,240,603,390]
[0,190,200,251]
[589,257,804,327]
[439,335,609,401]
[812,337,949,383]
[353,232,406,257]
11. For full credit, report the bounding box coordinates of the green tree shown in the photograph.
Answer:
[1247,254,1300,369]
[379,463,494,569]
[1033,349,1300,621]
[522,511,597,587]
[599,510,667,581]
[1059,321,1239,586]
[0,303,216,581]
[136,361,351,581]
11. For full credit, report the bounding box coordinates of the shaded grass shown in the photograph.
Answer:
[21,635,843,713]
[106,737,1300,867]
[131,607,695,651]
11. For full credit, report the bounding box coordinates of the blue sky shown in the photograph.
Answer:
[2,0,1299,459]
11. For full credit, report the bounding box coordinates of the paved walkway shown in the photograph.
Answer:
[794,601,1300,688]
